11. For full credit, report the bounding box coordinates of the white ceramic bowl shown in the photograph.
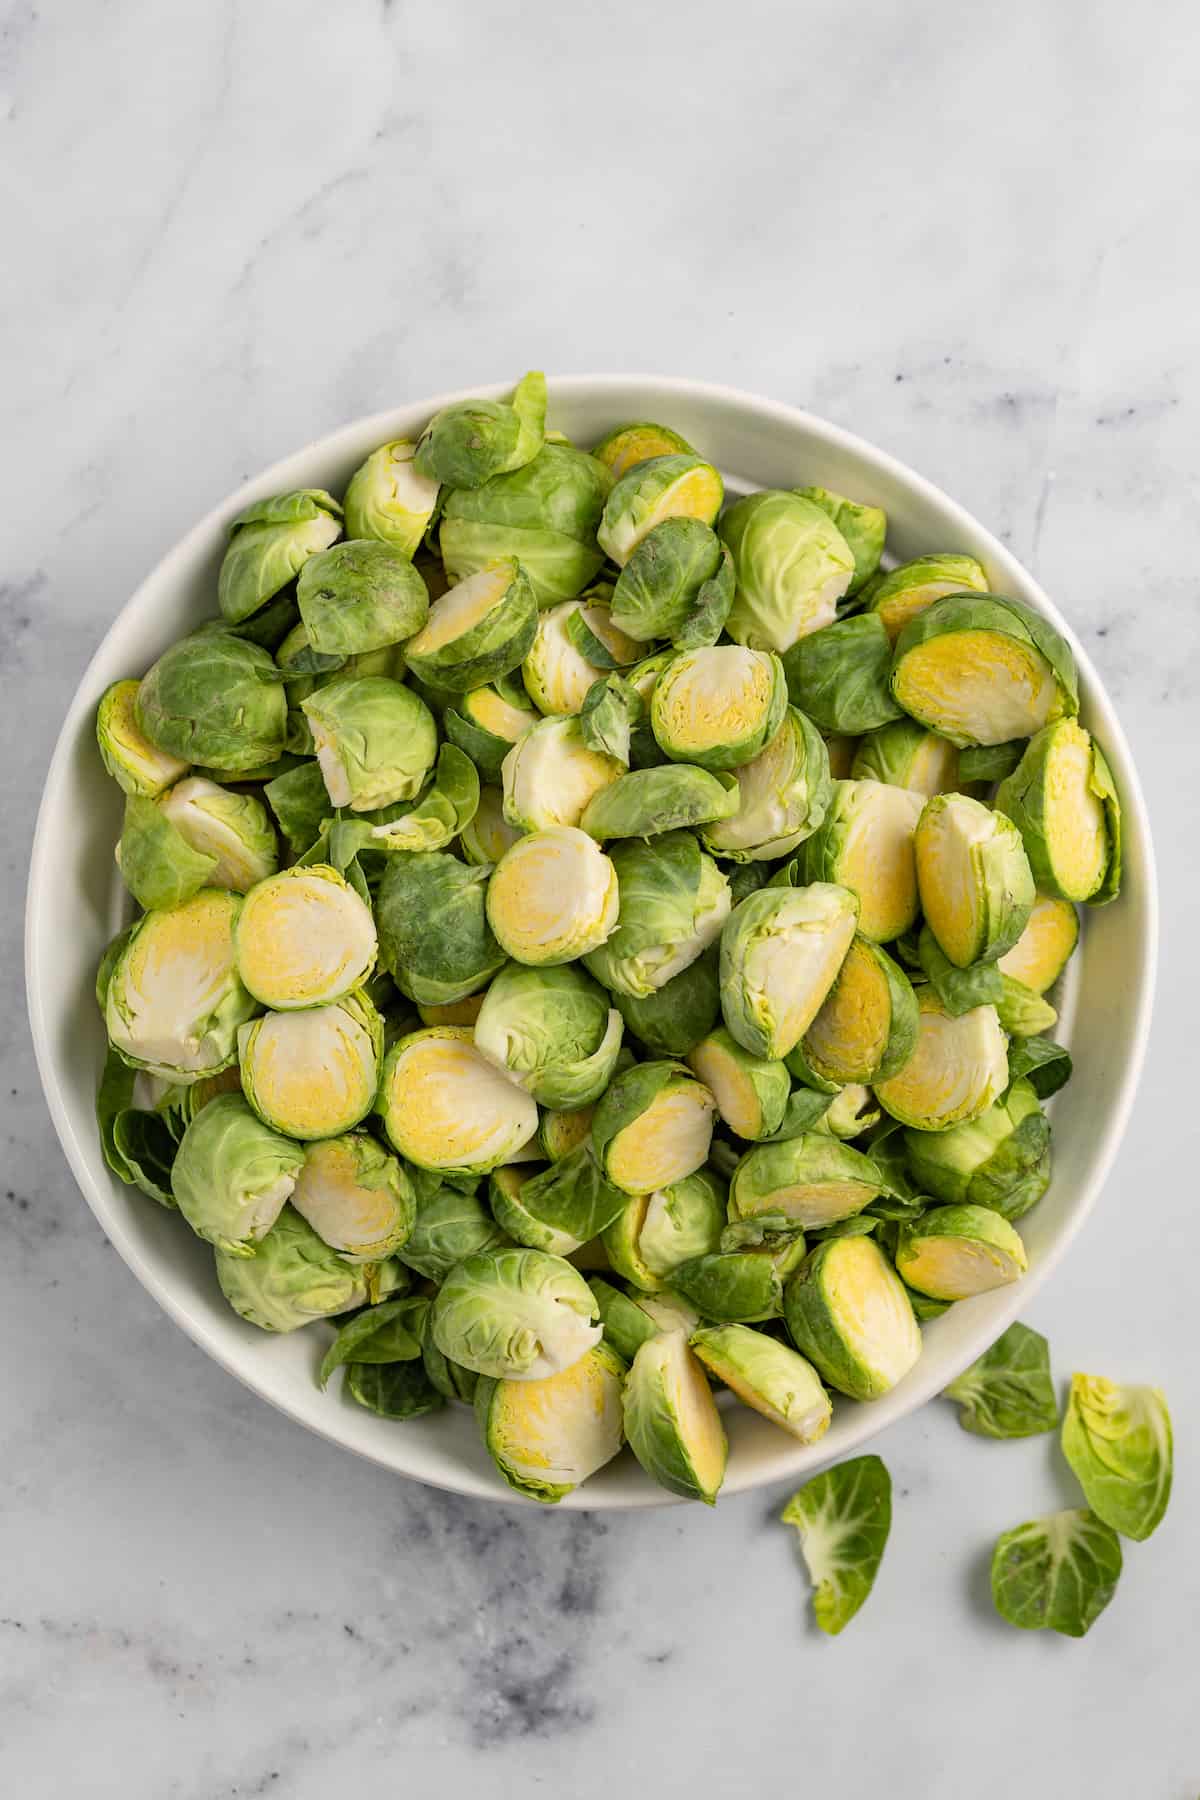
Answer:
[26,377,1157,1509]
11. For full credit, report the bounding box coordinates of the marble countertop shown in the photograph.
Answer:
[4,2,1199,1794]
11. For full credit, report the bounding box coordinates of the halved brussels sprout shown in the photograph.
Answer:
[584,831,731,998]
[701,707,830,863]
[375,851,504,1008]
[296,538,429,661]
[692,1323,832,1443]
[896,1203,1027,1299]
[97,679,190,796]
[850,718,960,796]
[597,454,724,567]
[613,950,720,1058]
[915,792,1035,968]
[301,676,437,811]
[115,794,219,911]
[105,890,256,1082]
[238,991,383,1140]
[414,370,545,488]
[487,1165,574,1257]
[402,559,537,693]
[997,893,1079,994]
[475,1339,627,1502]
[234,865,377,1009]
[489,1147,627,1255]
[501,715,624,832]
[793,486,886,597]
[800,935,918,1086]
[719,883,858,1060]
[864,552,988,643]
[343,438,440,556]
[784,1235,922,1401]
[399,1180,509,1281]
[730,1132,883,1229]
[687,1028,791,1141]
[904,1077,1051,1221]
[890,593,1078,747]
[996,976,1057,1039]
[218,490,342,624]
[439,442,610,604]
[580,763,740,840]
[475,962,623,1108]
[215,1204,368,1332]
[874,989,1008,1131]
[592,420,696,480]
[158,778,278,892]
[995,718,1120,904]
[801,779,923,943]
[378,1026,537,1173]
[459,783,525,866]
[170,1093,303,1255]
[672,1218,809,1323]
[136,633,288,772]
[623,1331,727,1504]
[720,490,855,652]
[592,1061,716,1195]
[430,1244,601,1379]
[608,517,725,642]
[601,1168,726,1290]
[486,826,618,965]
[523,598,624,717]
[290,1131,415,1261]
[783,614,903,735]
[650,645,788,771]
[445,682,539,781]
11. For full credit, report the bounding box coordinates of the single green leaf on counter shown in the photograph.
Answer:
[780,1453,892,1636]
[1061,1373,1173,1541]
[942,1322,1058,1438]
[990,1508,1122,1637]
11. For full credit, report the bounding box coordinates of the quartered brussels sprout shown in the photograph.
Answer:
[115,794,220,911]
[592,1060,716,1195]
[686,1028,790,1141]
[1062,1374,1173,1542]
[719,490,855,652]
[863,552,988,643]
[170,1093,303,1255]
[234,865,377,1009]
[440,442,610,604]
[475,1340,627,1502]
[97,679,190,796]
[105,890,257,1082]
[997,892,1079,994]
[445,682,539,781]
[591,420,696,480]
[672,1218,808,1323]
[904,1076,1051,1221]
[584,830,730,999]
[215,1204,369,1332]
[719,883,858,1060]
[580,763,740,840]
[218,489,343,625]
[378,1027,537,1173]
[296,539,430,659]
[800,935,918,1086]
[608,517,725,642]
[915,791,1034,968]
[800,779,923,944]
[700,707,831,863]
[343,439,440,557]
[475,961,623,1108]
[501,715,624,832]
[290,1131,415,1261]
[783,614,903,736]
[613,950,720,1058]
[375,851,504,1007]
[850,717,960,796]
[430,1245,601,1380]
[874,989,1007,1131]
[650,645,788,771]
[890,593,1079,747]
[597,453,724,566]
[402,559,537,693]
[301,675,437,811]
[414,370,546,488]
[623,1331,727,1504]
[995,718,1120,905]
[158,778,278,892]
[784,1235,922,1401]
[239,991,383,1140]
[730,1132,883,1229]
[489,1148,626,1256]
[793,486,886,597]
[486,826,618,965]
[601,1168,726,1290]
[895,1203,1028,1300]
[136,633,288,772]
[692,1324,832,1443]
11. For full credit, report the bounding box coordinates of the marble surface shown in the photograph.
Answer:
[4,1,1199,1793]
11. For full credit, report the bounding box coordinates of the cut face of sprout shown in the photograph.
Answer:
[379,1028,538,1172]
[290,1133,413,1261]
[874,990,1008,1131]
[235,867,377,1008]
[486,827,619,964]
[605,1084,716,1195]
[501,716,623,832]
[238,997,381,1139]
[105,890,253,1081]
[997,893,1079,994]
[893,630,1060,745]
[652,646,784,768]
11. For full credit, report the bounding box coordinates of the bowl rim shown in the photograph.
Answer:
[26,373,1159,1509]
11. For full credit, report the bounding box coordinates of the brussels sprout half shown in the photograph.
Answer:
[97,679,190,797]
[874,989,1008,1131]
[234,864,377,1009]
[290,1131,415,1262]
[475,961,624,1108]
[445,681,540,782]
[700,707,831,864]
[238,991,384,1140]
[608,517,724,643]
[650,645,788,772]
[995,718,1120,904]
[903,1077,1051,1221]
[800,934,919,1086]
[378,1027,538,1175]
[376,851,505,1007]
[218,490,343,625]
[997,893,1079,994]
[584,830,731,999]
[591,420,696,480]
[115,793,220,912]
[501,715,624,832]
[623,1332,728,1504]
[430,1245,601,1380]
[439,442,610,604]
[414,371,545,489]
[486,827,619,965]
[597,454,724,567]
[691,1324,832,1443]
[105,890,257,1083]
[592,1061,716,1196]
[687,1028,791,1141]
[171,1093,303,1256]
[403,559,537,694]
[864,552,988,643]
[801,779,923,944]
[915,791,1035,968]
[850,718,960,797]
[890,593,1078,748]
[601,1168,726,1290]
[343,438,440,557]
[793,486,886,597]
[895,1203,1028,1300]
[720,490,855,653]
[580,764,740,841]
[301,676,437,812]
[136,634,288,773]
[784,1235,922,1401]
[719,883,858,1061]
[730,1132,883,1229]
[475,1340,627,1503]
[158,778,278,892]
[216,1204,369,1333]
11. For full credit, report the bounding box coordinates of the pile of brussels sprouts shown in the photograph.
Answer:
[93,371,1123,1505]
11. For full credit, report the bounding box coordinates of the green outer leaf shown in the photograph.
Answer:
[500,1145,628,1249]
[112,1108,180,1206]
[761,1086,835,1141]
[958,739,1025,785]
[297,539,429,657]
[397,1181,509,1281]
[116,794,218,911]
[1088,742,1122,905]
[346,1359,445,1420]
[1006,1035,1072,1098]
[376,851,505,1008]
[780,1453,892,1635]
[609,516,723,642]
[263,761,332,857]
[1061,1374,1173,1541]
[942,1322,1058,1437]
[990,1508,1122,1637]
[917,924,1004,1016]
[782,613,903,734]
[579,674,639,766]
[369,743,480,852]
[318,1296,429,1388]
[96,1048,140,1186]
[674,543,735,649]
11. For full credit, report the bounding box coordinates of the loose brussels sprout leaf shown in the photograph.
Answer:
[915,792,1034,969]
[475,961,624,1108]
[850,717,960,796]
[890,592,1079,748]
[942,1321,1058,1438]
[115,793,218,911]
[800,779,922,944]
[958,739,1025,785]
[239,992,383,1140]
[431,1245,601,1380]
[216,1204,368,1332]
[905,1076,1050,1221]
[1006,1034,1073,1098]
[105,890,256,1082]
[343,438,440,557]
[577,673,639,765]
[459,783,523,866]
[110,1102,180,1205]
[896,1202,1027,1299]
[475,1340,626,1503]
[159,778,278,893]
[422,1306,479,1403]
[580,763,740,840]
[584,830,730,999]
[602,1168,726,1290]
[687,1027,791,1141]
[783,614,903,735]
[597,454,724,567]
[445,682,540,782]
[991,1509,1122,1638]
[592,1060,716,1196]
[997,893,1079,994]
[762,1086,835,1142]
[486,826,619,966]
[235,864,377,1009]
[301,675,437,812]
[591,420,696,480]
[170,1093,302,1255]
[319,1295,429,1387]
[296,538,429,661]
[491,1149,627,1255]
[623,1332,727,1505]
[218,490,342,624]
[802,935,919,1087]
[793,487,886,598]
[701,707,831,864]
[613,949,720,1058]
[863,552,988,643]
[729,867,771,908]
[719,883,858,1060]
[780,1454,892,1634]
[97,679,190,796]
[502,715,624,832]
[225,587,302,652]
[376,851,505,1007]
[650,645,788,772]
[398,1180,509,1281]
[731,1132,883,1229]
[693,1324,832,1443]
[346,1358,445,1419]
[995,718,1120,905]
[916,923,1004,1016]
[609,517,724,642]
[996,976,1057,1038]
[784,1235,922,1401]
[1062,1374,1173,1541]
[403,560,537,694]
[720,491,855,653]
[291,1132,415,1262]
[368,743,479,852]
[414,371,546,488]
[378,1026,537,1173]
[440,442,610,604]
[264,761,331,859]
[874,990,1008,1130]
[136,633,288,772]
[276,619,348,680]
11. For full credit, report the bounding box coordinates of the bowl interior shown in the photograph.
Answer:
[26,377,1157,1508]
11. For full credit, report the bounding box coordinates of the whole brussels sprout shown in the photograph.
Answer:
[583,831,731,999]
[376,851,505,1007]
[474,961,624,1109]
[430,1245,601,1380]
[414,370,546,488]
[296,539,430,658]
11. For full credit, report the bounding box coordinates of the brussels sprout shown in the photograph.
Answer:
[490,1147,627,1255]
[730,1132,883,1229]
[890,593,1078,747]
[402,559,537,694]
[800,935,918,1086]
[562,593,642,672]
[693,1324,832,1443]
[592,1061,716,1196]
[942,1321,1059,1438]
[290,1131,415,1261]
[501,715,624,832]
[234,865,377,1009]
[343,438,440,556]
[539,1104,599,1163]
[784,1235,922,1401]
[602,1168,726,1289]
[780,1454,892,1635]
[238,991,383,1140]
[584,831,731,999]
[874,989,1007,1131]
[650,645,788,772]
[995,718,1120,905]
[719,883,858,1060]
[360,743,478,854]
[105,890,256,1082]
[597,454,724,566]
[97,679,190,797]
[440,442,610,604]
[793,486,886,597]
[457,784,522,866]
[275,618,348,682]
[609,518,725,642]
[414,370,546,488]
[895,1203,1027,1299]
[783,614,903,735]
[475,1340,627,1502]
[263,761,331,858]
[819,1084,881,1139]
[398,1180,509,1281]
[591,420,696,480]
[295,538,429,661]
[915,791,1035,968]
[430,1245,601,1379]
[376,851,505,1007]
[445,682,539,780]
[1062,1374,1173,1541]
[215,1203,368,1332]
[672,1219,808,1323]
[156,778,278,893]
[699,707,831,863]
[580,763,740,840]
[377,1027,538,1174]
[578,673,639,765]
[996,976,1058,1039]
[486,826,619,965]
[686,1028,791,1141]
[170,1093,303,1255]
[115,793,219,911]
[800,780,923,944]
[623,1331,727,1504]
[850,718,960,796]
[904,1078,1049,1221]
[475,962,623,1108]
[719,490,855,652]
[301,676,437,812]
[991,1508,1123,1638]
[997,893,1079,994]
[613,950,721,1058]
[485,1165,574,1257]
[218,490,343,625]
[860,552,987,643]
[136,633,288,772]
[318,1295,429,1385]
